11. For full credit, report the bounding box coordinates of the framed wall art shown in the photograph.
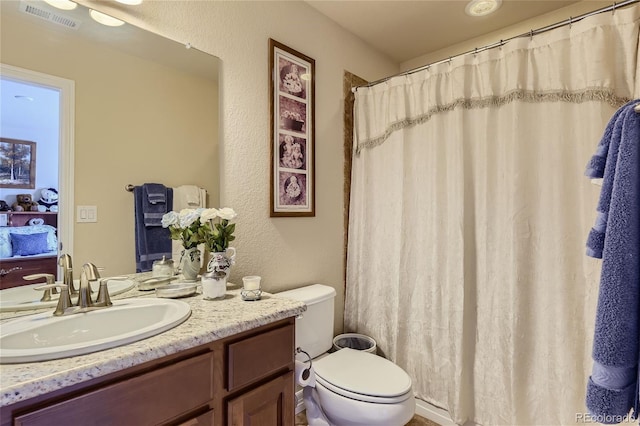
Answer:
[0,138,36,189]
[269,38,315,217]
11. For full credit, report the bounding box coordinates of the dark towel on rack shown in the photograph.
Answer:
[585,101,640,421]
[134,185,173,272]
[142,183,168,227]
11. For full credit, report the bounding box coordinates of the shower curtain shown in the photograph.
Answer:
[346,6,640,426]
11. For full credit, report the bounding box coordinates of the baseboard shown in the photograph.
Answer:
[415,398,456,425]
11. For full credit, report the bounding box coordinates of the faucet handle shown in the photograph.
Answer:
[24,273,57,301]
[24,273,55,284]
[94,276,127,307]
[34,283,72,316]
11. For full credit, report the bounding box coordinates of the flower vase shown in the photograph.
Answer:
[202,273,227,300]
[180,247,201,282]
[207,247,236,277]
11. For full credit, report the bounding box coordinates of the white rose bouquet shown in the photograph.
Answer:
[199,207,237,253]
[161,208,206,249]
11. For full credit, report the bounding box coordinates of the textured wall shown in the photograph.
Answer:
[78,0,398,333]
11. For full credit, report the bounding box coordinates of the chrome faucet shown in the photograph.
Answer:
[58,254,78,296]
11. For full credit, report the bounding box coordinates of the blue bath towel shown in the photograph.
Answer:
[585,101,640,422]
[585,100,638,258]
[142,183,168,227]
[134,185,173,272]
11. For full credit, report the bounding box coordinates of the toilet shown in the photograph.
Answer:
[278,284,415,426]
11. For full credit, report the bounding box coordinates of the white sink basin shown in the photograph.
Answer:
[0,298,191,363]
[0,278,135,312]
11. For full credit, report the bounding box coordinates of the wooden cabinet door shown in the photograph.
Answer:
[227,372,294,426]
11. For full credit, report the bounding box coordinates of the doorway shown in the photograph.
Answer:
[0,63,75,277]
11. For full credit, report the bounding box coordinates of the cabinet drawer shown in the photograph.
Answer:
[0,256,58,290]
[227,324,294,391]
[14,352,214,426]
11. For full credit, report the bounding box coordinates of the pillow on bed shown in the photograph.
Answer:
[10,232,50,256]
[0,225,57,258]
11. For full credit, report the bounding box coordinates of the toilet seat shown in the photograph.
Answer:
[313,348,412,404]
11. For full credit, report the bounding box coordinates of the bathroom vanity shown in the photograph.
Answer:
[0,288,305,426]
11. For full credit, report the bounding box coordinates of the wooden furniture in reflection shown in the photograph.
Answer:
[0,212,58,289]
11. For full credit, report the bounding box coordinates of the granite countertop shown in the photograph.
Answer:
[0,276,306,407]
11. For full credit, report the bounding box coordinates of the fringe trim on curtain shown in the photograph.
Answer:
[355,88,630,154]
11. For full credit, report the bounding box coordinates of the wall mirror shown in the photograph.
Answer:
[0,0,220,291]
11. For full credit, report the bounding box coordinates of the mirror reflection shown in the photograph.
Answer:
[0,0,220,293]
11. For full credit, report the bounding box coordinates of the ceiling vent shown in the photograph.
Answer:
[19,1,81,30]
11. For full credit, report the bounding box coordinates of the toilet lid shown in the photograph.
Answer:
[313,348,412,400]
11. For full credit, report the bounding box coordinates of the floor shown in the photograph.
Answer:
[295,411,440,426]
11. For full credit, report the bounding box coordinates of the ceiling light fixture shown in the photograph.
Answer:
[114,0,143,5]
[89,9,125,27]
[465,0,502,17]
[43,0,77,10]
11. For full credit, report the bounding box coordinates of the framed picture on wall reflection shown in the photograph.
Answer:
[269,38,315,217]
[0,138,36,189]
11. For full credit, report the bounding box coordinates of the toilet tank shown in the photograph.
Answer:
[277,284,336,359]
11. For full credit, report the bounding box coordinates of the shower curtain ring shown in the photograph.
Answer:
[569,16,573,28]
[612,2,616,15]
[530,30,534,41]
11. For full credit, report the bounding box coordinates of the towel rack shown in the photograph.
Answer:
[125,184,135,192]
[635,103,640,113]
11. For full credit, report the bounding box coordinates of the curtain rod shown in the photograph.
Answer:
[354,0,639,91]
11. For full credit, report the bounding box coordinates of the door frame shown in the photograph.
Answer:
[1,63,75,267]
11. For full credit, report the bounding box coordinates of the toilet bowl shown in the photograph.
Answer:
[277,284,415,426]
[313,348,415,426]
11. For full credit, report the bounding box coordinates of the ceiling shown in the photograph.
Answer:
[2,0,218,82]
[305,0,583,63]
[1,80,59,132]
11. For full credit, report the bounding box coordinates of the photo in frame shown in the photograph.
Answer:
[0,138,36,189]
[269,39,315,217]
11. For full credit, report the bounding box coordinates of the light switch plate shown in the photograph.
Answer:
[77,205,98,223]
